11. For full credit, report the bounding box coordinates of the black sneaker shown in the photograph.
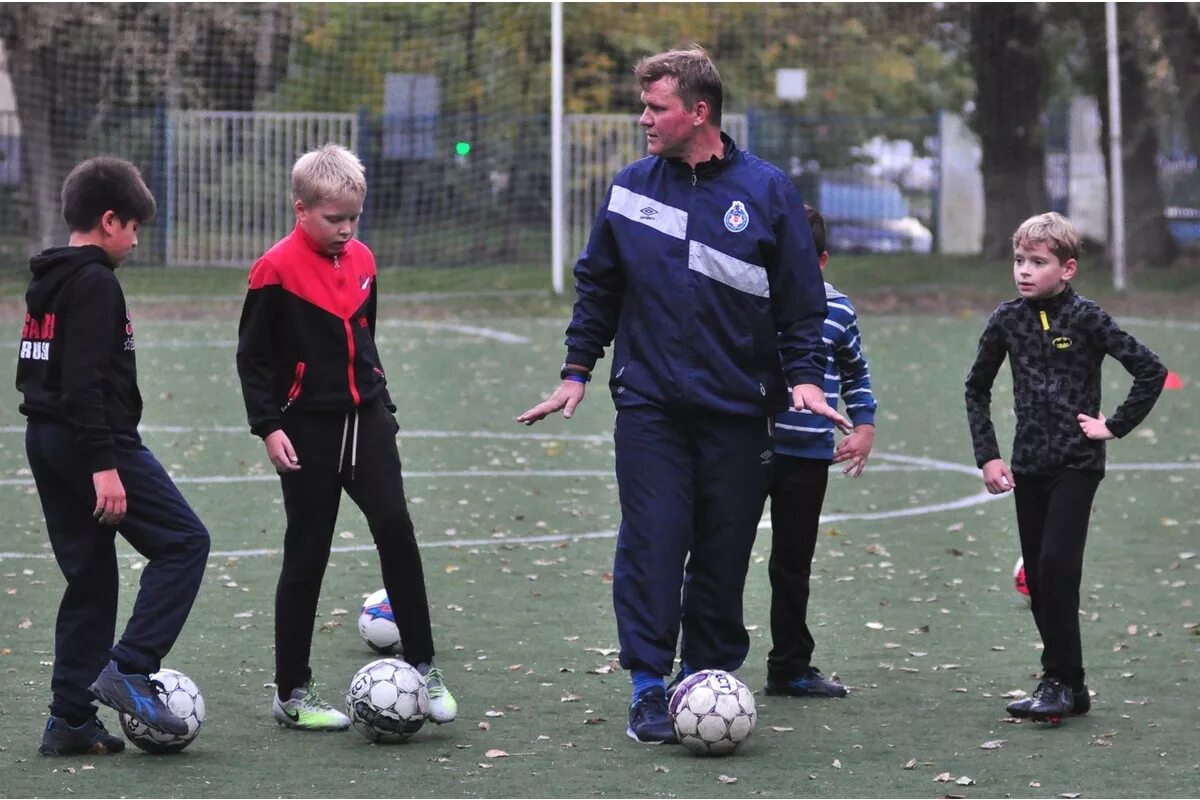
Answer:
[626,687,677,745]
[1008,682,1091,718]
[39,715,126,757]
[764,667,848,698]
[88,660,189,736]
[1028,677,1073,721]
[665,670,693,701]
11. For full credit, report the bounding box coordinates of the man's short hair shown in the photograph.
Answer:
[805,204,827,255]
[633,46,723,127]
[291,143,366,207]
[61,156,156,232]
[1012,212,1080,262]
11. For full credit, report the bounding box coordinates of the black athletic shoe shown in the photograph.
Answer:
[39,715,126,757]
[764,667,848,698]
[1028,677,1074,721]
[665,670,693,701]
[1007,682,1091,718]
[88,660,189,736]
[626,687,677,745]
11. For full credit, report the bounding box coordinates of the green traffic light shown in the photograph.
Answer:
[455,141,471,156]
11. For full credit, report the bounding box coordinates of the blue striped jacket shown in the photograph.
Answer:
[774,282,877,459]
[564,134,828,416]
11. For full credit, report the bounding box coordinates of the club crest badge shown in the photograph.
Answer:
[724,200,749,233]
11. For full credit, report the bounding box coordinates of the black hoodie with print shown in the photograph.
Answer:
[15,245,142,472]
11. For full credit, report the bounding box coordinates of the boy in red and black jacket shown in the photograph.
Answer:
[17,156,210,755]
[236,144,457,730]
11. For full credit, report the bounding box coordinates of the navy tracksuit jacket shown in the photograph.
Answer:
[565,134,827,676]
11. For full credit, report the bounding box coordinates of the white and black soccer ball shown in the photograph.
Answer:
[358,589,402,655]
[346,658,429,743]
[668,669,757,756]
[119,668,205,754]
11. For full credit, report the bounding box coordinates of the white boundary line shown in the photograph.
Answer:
[2,450,1196,561]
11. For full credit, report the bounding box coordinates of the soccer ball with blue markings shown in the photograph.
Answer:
[668,669,757,756]
[358,588,402,654]
[118,668,205,754]
[346,658,429,742]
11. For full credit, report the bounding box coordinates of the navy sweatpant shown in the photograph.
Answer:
[1013,469,1102,689]
[25,422,210,723]
[766,455,831,680]
[612,405,773,677]
[273,398,434,694]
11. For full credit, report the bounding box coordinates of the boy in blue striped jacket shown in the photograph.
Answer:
[764,205,877,698]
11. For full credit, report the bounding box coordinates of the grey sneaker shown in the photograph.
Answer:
[424,667,457,724]
[272,685,350,731]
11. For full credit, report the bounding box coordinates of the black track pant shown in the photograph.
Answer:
[274,399,433,694]
[1013,469,1103,690]
[26,422,209,723]
[766,455,831,680]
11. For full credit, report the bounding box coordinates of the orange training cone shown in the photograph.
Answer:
[1164,371,1184,390]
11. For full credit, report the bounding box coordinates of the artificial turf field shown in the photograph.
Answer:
[0,278,1197,798]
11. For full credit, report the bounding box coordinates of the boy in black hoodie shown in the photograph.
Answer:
[15,156,210,755]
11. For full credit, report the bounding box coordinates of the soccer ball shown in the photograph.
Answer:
[1014,557,1030,597]
[358,589,402,654]
[118,668,205,754]
[346,658,429,743]
[668,669,757,756]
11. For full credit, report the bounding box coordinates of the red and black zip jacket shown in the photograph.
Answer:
[236,224,394,439]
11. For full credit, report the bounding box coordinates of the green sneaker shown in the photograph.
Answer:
[271,684,350,731]
[424,667,457,724]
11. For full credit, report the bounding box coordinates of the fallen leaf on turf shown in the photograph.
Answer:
[1001,689,1028,699]
[770,726,795,732]
[956,776,975,786]
[1029,781,1040,788]
[934,772,952,782]
[583,717,605,725]
[1127,624,1138,635]
[654,765,669,773]
[717,775,737,784]
[17,617,31,629]
[980,739,1006,749]
[584,647,618,656]
[866,622,884,630]
[478,721,490,732]
[485,749,508,758]
[485,710,505,717]
[0,648,11,656]
[903,759,917,769]
[1061,794,1081,799]
[561,693,581,703]
[832,759,842,769]
[588,663,617,675]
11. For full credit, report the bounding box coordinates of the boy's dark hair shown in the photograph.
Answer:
[805,204,827,254]
[61,156,157,232]
[634,46,723,127]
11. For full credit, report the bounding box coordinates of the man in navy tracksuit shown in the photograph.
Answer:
[519,48,848,744]
[16,157,209,755]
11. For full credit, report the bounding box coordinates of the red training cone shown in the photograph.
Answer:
[1164,371,1184,390]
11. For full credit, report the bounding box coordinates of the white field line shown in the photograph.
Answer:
[2,451,1196,561]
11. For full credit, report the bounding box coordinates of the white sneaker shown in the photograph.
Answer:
[272,685,350,731]
[424,667,457,724]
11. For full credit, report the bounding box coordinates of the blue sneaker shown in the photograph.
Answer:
[39,715,126,756]
[626,687,677,744]
[88,660,189,736]
[764,666,848,698]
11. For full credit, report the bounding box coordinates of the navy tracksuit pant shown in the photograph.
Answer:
[612,405,773,677]
[1013,469,1103,690]
[273,398,434,695]
[25,421,210,723]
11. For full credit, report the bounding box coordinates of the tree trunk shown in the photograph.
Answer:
[1081,6,1178,268]
[6,42,68,254]
[967,4,1050,261]
[1156,4,1200,161]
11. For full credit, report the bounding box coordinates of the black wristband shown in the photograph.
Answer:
[560,364,591,382]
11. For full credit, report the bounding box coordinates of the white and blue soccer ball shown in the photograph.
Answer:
[358,589,402,655]
[668,669,757,756]
[346,658,429,743]
[119,668,205,754]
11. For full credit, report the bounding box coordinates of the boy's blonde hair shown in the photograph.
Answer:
[1012,212,1080,262]
[291,143,366,206]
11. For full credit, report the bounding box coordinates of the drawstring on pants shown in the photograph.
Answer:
[337,409,360,481]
